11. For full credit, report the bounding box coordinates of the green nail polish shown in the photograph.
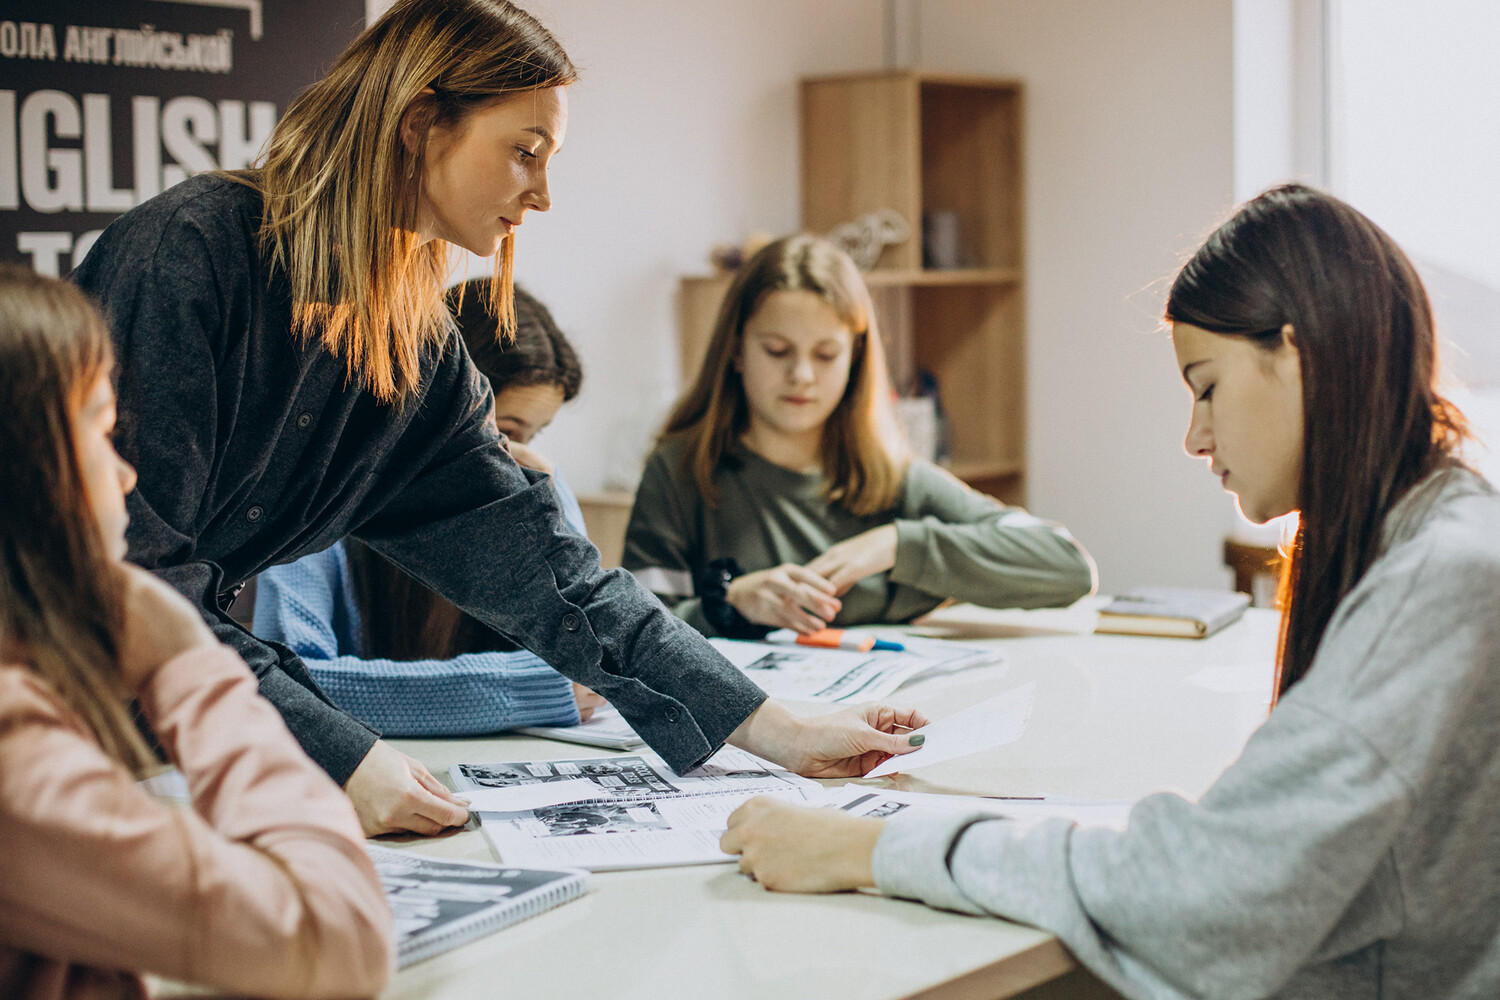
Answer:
[908,734,925,747]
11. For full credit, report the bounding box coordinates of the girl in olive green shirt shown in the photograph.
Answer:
[624,235,1094,638]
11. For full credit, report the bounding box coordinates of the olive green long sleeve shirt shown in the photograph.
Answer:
[623,441,1095,636]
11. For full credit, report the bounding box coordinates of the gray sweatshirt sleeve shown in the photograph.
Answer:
[889,462,1096,610]
[873,504,1500,1000]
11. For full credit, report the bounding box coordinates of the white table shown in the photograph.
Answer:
[376,600,1279,1000]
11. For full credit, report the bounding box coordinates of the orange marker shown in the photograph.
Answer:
[767,628,877,652]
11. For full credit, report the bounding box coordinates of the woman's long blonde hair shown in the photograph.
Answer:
[662,234,906,516]
[253,0,576,404]
[0,265,155,774]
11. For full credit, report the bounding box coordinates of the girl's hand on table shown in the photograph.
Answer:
[726,564,841,634]
[573,683,606,721]
[344,739,471,837]
[804,524,898,596]
[728,699,929,779]
[721,796,884,892]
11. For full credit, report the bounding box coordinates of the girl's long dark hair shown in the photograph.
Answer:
[1167,184,1468,698]
[0,265,155,773]
[348,283,581,660]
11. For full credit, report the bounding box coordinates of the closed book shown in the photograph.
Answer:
[1095,587,1250,639]
[367,844,588,967]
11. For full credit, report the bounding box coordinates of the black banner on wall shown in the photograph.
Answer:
[0,0,365,275]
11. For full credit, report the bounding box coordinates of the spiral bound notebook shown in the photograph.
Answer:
[366,845,589,967]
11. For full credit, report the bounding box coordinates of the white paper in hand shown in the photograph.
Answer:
[867,682,1036,777]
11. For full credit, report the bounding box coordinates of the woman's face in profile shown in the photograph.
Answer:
[75,373,137,561]
[1172,322,1304,524]
[417,86,569,256]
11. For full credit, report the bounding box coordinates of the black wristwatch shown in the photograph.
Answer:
[698,558,770,639]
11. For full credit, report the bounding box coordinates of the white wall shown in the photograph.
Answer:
[443,1,887,492]
[917,0,1240,591]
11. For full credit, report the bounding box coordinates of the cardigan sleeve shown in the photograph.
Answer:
[889,461,1096,610]
[0,648,392,999]
[352,361,767,775]
[253,542,580,737]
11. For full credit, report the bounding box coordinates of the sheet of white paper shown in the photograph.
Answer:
[866,681,1036,777]
[454,778,602,813]
[823,784,1133,830]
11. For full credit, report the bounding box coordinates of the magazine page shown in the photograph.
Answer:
[456,748,822,871]
[450,748,814,803]
[477,785,823,871]
[708,636,999,703]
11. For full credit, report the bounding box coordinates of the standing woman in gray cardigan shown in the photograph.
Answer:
[723,185,1500,999]
[71,0,924,839]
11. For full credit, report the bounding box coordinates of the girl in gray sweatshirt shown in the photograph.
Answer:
[720,184,1500,1000]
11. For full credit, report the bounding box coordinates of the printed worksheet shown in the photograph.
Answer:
[710,636,999,702]
[455,748,822,871]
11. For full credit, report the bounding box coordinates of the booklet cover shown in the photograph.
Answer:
[367,845,588,967]
[1095,586,1251,639]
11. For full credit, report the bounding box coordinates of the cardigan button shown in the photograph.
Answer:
[663,706,680,723]
[562,612,581,631]
[246,505,264,523]
[296,411,312,429]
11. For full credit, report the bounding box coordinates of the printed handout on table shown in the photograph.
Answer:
[451,748,821,871]
[822,784,1134,830]
[709,634,1000,703]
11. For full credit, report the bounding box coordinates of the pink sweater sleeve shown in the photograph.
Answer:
[0,645,393,999]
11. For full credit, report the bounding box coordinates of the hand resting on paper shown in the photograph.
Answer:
[573,683,606,722]
[345,739,472,837]
[721,796,883,893]
[727,700,929,779]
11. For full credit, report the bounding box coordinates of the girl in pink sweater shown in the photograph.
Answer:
[0,264,393,999]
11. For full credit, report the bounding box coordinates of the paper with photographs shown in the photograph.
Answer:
[450,748,812,804]
[708,635,1000,703]
[452,748,820,871]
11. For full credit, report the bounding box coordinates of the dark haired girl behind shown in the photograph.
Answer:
[0,266,391,999]
[722,185,1500,999]
[254,282,606,742]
